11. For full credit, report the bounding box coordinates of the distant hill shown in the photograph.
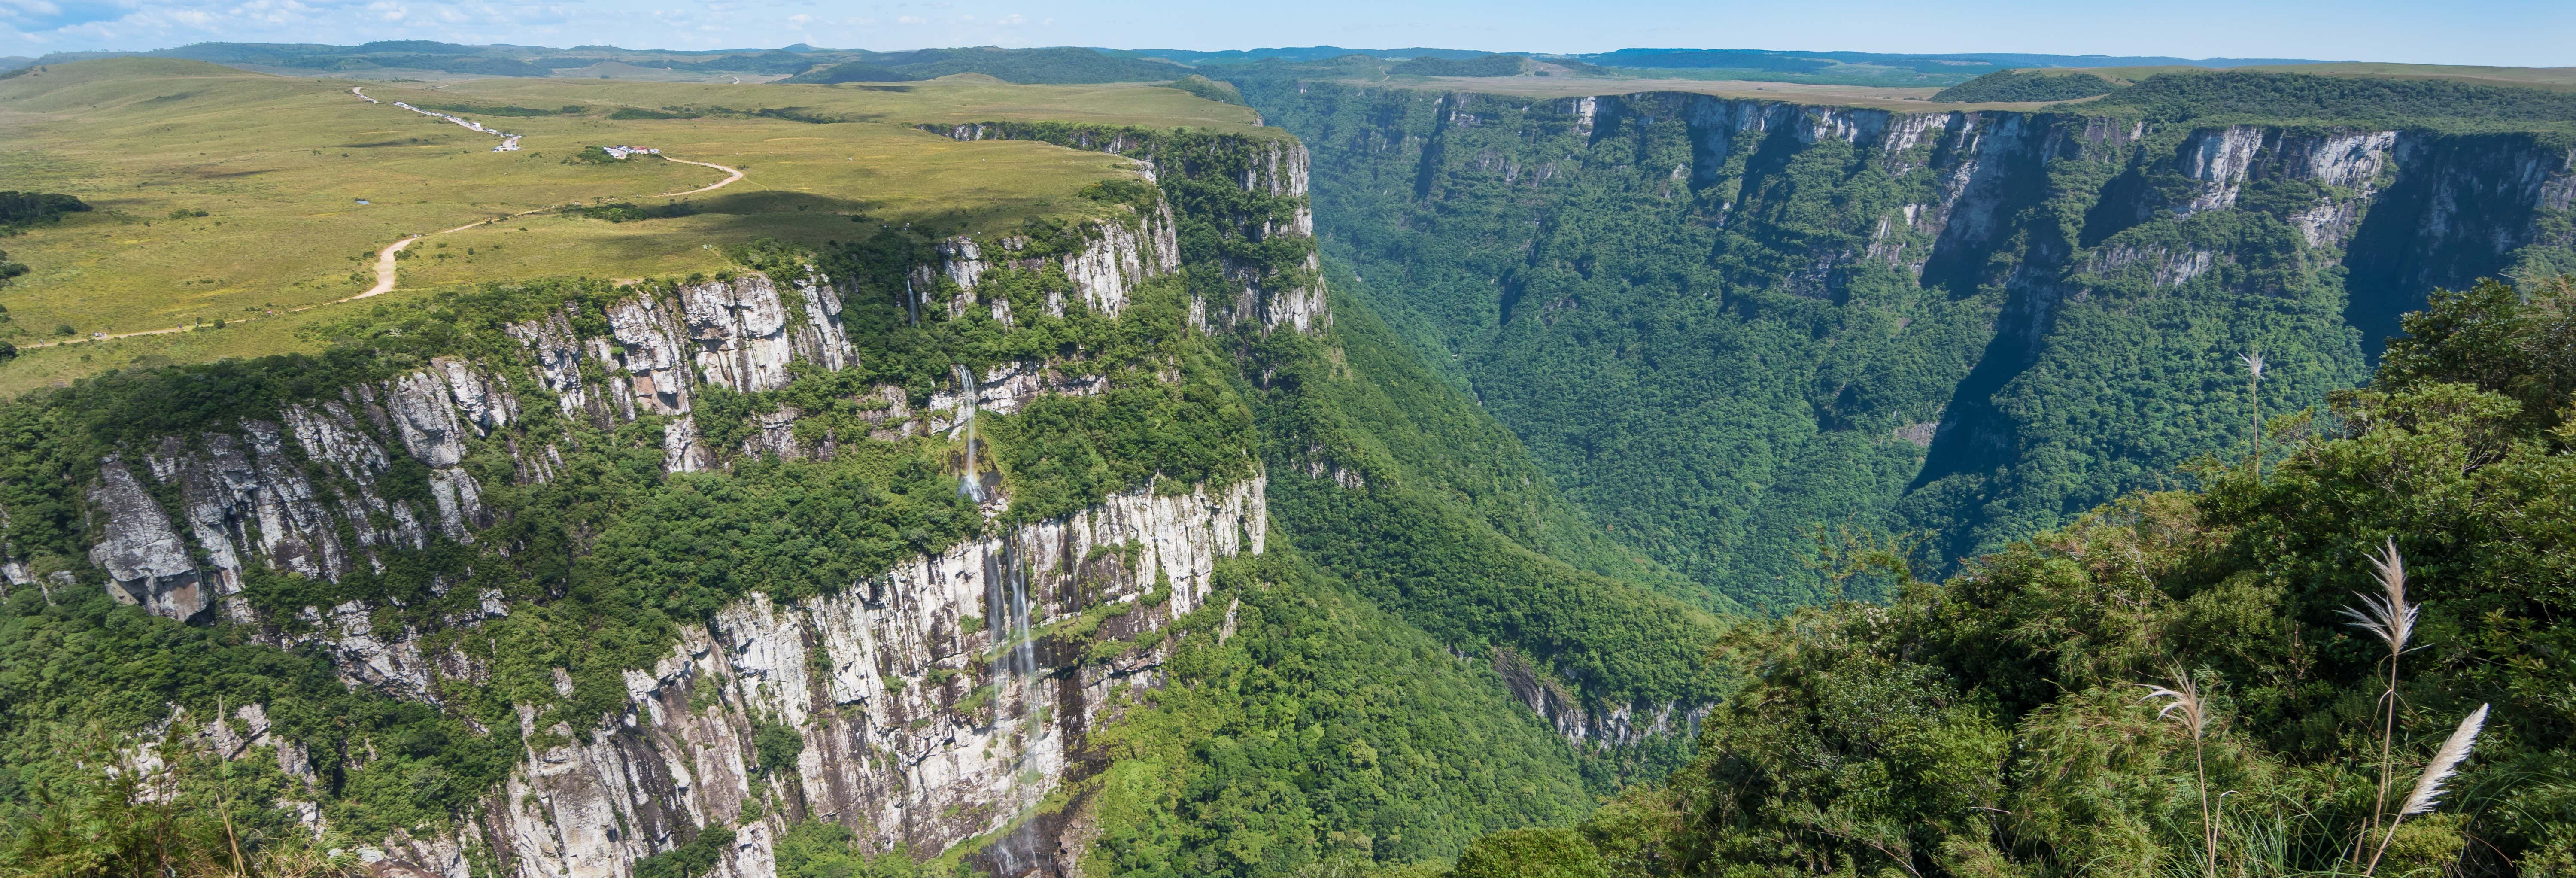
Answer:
[1387,54,1531,77]
[1097,46,1497,65]
[1579,47,2327,73]
[0,42,2455,91]
[784,61,918,84]
[21,40,843,79]
[1567,48,2330,86]
[789,46,1194,84]
[11,41,1204,86]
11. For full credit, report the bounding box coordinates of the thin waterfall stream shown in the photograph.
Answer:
[961,360,1040,875]
[954,364,988,503]
[985,529,1042,875]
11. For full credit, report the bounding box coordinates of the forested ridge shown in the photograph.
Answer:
[1430,275,2576,878]
[1221,69,2576,610]
[6,57,2576,878]
[0,120,1721,878]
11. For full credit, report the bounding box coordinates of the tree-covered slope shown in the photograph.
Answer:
[1932,70,2119,103]
[0,73,1722,878]
[1224,71,2576,609]
[1434,274,2576,878]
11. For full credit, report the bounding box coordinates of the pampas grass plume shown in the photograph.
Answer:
[2401,703,2489,816]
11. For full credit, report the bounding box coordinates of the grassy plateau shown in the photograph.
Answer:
[0,58,1257,394]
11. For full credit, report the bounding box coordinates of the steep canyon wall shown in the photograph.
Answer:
[4,135,1336,878]
[1234,80,2576,606]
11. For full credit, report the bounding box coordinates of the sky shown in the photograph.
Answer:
[2,0,2570,67]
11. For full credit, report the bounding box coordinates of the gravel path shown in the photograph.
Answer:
[656,156,746,196]
[15,97,751,351]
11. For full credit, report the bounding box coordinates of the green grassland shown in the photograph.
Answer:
[1291,57,2576,113]
[0,58,1257,392]
[2058,61,2576,91]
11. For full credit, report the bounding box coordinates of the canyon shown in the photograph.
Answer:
[1231,80,2576,605]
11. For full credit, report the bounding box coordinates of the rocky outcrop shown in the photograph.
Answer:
[428,479,1266,878]
[918,210,1181,322]
[2085,245,2221,288]
[67,240,1279,877]
[506,311,594,420]
[82,266,900,627]
[88,460,207,622]
[1059,205,1180,315]
[605,298,695,416]
[1244,139,1315,238]
[388,366,492,541]
[2179,125,2269,213]
[923,361,1109,436]
[103,374,477,628]
[1492,649,1704,749]
[923,122,1328,335]
[680,275,797,394]
[784,273,855,372]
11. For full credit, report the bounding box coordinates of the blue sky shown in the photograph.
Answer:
[3,0,2569,67]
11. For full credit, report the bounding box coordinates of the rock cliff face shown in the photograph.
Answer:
[490,479,1264,878]
[56,237,1275,876]
[913,204,1180,325]
[1491,650,1706,748]
[924,123,1330,335]
[87,461,204,620]
[1236,80,2576,608]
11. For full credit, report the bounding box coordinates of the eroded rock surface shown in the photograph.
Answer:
[47,143,1336,878]
[88,460,205,621]
[486,479,1267,878]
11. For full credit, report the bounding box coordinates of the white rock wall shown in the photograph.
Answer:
[470,478,1266,878]
[2181,125,2270,213]
[57,253,1274,878]
[925,123,1327,336]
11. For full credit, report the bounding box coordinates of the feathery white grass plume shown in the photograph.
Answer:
[2339,538,2417,654]
[2400,703,2489,815]
[2141,672,2208,739]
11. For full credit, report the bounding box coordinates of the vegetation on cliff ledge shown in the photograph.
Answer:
[1435,275,2576,878]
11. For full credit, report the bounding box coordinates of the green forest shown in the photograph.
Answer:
[7,54,2576,878]
[1431,274,2576,878]
[1932,70,2119,103]
[0,122,1721,878]
[1219,68,2576,611]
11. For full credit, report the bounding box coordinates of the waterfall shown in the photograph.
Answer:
[958,362,1040,875]
[954,364,987,503]
[984,536,1041,876]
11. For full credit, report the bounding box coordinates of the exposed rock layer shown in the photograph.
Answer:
[58,248,1274,878]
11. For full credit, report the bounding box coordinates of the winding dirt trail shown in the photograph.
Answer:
[341,209,554,303]
[14,99,751,353]
[656,155,745,197]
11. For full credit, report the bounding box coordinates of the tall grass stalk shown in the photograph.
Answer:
[2364,704,2489,876]
[2145,670,2217,878]
[2338,538,2417,863]
[2241,351,2268,474]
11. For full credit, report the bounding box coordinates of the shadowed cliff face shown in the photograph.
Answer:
[2343,133,2576,354]
[1234,80,2576,606]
